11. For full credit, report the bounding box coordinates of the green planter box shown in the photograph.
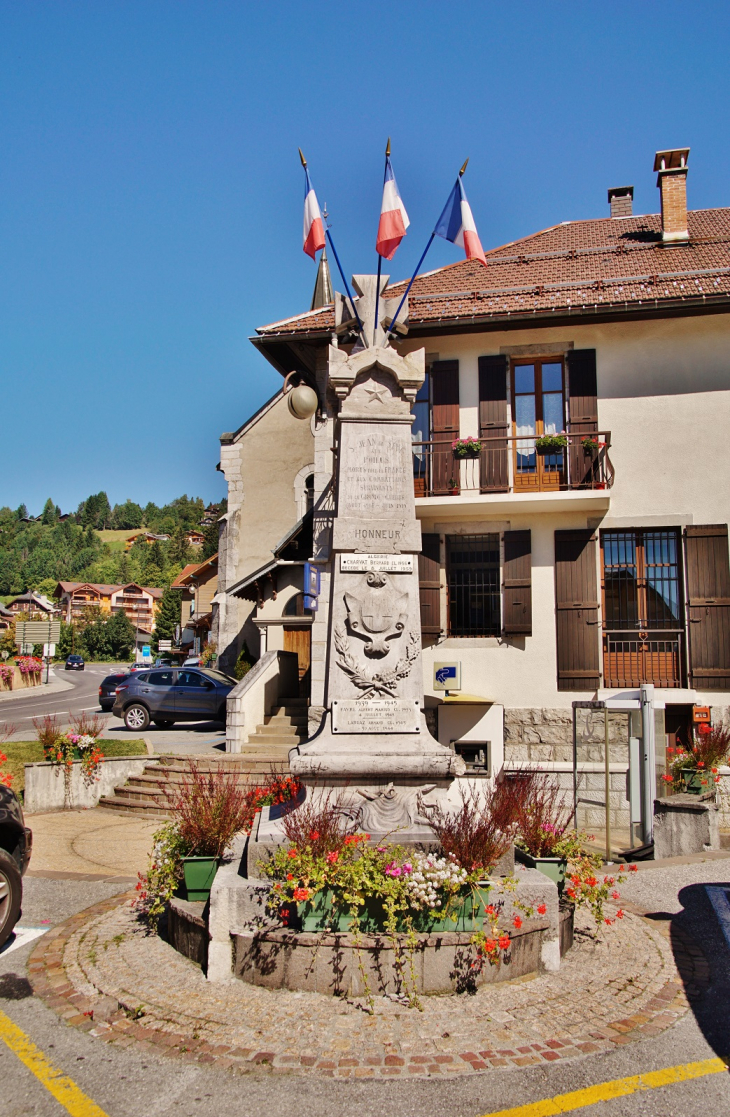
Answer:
[678,768,707,794]
[182,856,218,902]
[296,884,492,934]
[515,847,567,893]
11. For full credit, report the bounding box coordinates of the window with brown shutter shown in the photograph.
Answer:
[554,529,600,690]
[419,533,442,637]
[684,524,730,690]
[431,360,459,494]
[503,530,532,635]
[566,349,598,487]
[478,355,509,491]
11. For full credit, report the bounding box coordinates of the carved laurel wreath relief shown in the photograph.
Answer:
[334,626,419,700]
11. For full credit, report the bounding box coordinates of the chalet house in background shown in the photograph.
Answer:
[54,581,163,635]
[213,147,730,794]
[6,591,57,617]
[171,553,219,655]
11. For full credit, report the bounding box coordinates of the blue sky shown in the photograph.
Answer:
[2,1,728,515]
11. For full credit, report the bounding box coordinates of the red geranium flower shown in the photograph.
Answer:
[537,903,547,915]
[628,864,638,872]
[513,916,522,929]
[498,935,510,950]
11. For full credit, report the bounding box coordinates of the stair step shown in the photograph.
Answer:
[97,795,170,816]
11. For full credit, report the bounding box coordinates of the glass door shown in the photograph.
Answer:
[512,360,566,490]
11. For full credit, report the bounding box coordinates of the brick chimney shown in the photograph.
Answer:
[654,148,690,243]
[607,186,634,218]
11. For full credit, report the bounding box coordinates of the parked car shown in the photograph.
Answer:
[112,667,236,731]
[182,656,201,667]
[65,654,85,671]
[99,671,131,712]
[0,785,32,950]
[128,662,152,673]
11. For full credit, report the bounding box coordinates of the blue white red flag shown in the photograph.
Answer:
[434,177,486,266]
[302,168,326,259]
[376,156,410,260]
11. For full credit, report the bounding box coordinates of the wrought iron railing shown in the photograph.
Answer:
[603,630,683,688]
[412,431,614,497]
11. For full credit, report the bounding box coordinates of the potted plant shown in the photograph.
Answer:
[447,476,459,495]
[535,433,568,454]
[164,760,252,901]
[663,722,729,795]
[452,437,481,458]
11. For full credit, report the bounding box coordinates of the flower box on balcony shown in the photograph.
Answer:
[452,437,481,458]
[535,434,568,454]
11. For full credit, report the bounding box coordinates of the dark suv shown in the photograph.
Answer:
[0,786,33,949]
[111,667,236,731]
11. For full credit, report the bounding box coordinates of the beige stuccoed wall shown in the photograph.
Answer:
[216,392,314,665]
[400,313,730,711]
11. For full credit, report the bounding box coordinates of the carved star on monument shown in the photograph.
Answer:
[364,386,389,404]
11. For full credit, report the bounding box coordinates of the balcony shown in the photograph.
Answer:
[412,431,614,511]
[603,630,683,688]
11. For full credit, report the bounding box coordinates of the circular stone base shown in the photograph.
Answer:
[233,916,555,997]
[29,893,690,1079]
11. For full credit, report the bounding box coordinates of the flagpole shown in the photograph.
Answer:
[374,137,390,342]
[387,158,469,340]
[299,147,364,342]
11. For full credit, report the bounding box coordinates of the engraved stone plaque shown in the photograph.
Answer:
[340,553,414,573]
[331,698,421,734]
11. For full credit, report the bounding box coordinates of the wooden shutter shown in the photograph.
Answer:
[431,360,459,494]
[684,524,730,690]
[503,530,532,635]
[554,529,600,690]
[566,349,598,487]
[419,533,442,636]
[478,355,509,491]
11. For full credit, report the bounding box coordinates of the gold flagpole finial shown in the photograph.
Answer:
[459,158,469,177]
[298,148,307,168]
[386,137,391,157]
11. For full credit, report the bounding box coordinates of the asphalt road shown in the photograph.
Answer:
[2,664,226,755]
[2,873,730,1117]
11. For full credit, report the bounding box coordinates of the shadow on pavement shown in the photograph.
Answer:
[652,882,730,1059]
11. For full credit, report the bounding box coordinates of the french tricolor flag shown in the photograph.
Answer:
[376,156,410,260]
[302,167,326,259]
[435,176,487,266]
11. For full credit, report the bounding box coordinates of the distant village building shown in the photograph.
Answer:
[124,532,171,551]
[6,591,57,616]
[54,582,163,633]
[171,554,219,654]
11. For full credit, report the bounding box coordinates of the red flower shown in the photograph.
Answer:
[498,935,510,950]
[286,873,294,881]
[616,909,624,919]
[611,890,620,900]
[628,864,638,873]
[292,887,310,902]
[586,876,598,888]
[537,903,547,915]
[697,761,705,768]
[513,916,522,929]
[288,848,298,859]
[485,904,496,915]
[566,887,576,900]
[484,938,498,953]
[661,775,674,783]
[309,831,321,841]
[325,851,339,864]
[604,918,614,926]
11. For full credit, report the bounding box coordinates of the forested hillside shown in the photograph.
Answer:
[0,492,223,597]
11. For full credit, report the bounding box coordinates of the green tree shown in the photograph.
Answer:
[41,498,57,525]
[152,587,182,652]
[169,526,191,566]
[112,500,144,530]
[15,504,28,521]
[105,609,136,661]
[200,521,219,561]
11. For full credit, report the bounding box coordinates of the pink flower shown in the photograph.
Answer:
[325,851,339,864]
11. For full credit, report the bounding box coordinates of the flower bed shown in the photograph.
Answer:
[663,722,729,794]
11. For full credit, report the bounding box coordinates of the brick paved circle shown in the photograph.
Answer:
[29,892,692,1078]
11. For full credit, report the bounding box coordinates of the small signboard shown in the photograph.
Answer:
[158,639,172,650]
[433,662,461,691]
[340,553,413,573]
[303,562,320,611]
[43,644,56,658]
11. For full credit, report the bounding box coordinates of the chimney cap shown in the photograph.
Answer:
[653,148,690,173]
[607,185,634,203]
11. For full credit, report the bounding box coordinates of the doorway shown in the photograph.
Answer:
[283,626,311,681]
[512,359,565,490]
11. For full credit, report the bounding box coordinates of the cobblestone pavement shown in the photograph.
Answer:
[27,889,698,1081]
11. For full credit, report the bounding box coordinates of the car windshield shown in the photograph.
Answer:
[200,669,237,685]
[103,673,130,685]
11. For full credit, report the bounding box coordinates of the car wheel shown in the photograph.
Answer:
[153,720,174,729]
[124,704,150,732]
[0,850,22,951]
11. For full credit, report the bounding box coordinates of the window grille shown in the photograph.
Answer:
[446,534,500,637]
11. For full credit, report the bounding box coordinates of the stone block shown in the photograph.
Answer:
[653,795,720,859]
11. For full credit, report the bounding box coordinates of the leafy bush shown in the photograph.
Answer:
[164,761,250,858]
[33,714,63,751]
[425,781,522,873]
[233,642,255,680]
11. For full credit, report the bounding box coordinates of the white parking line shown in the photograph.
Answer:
[705,885,730,949]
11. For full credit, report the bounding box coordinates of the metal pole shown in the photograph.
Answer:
[325,229,365,338]
[640,684,656,845]
[604,705,611,861]
[374,253,383,342]
[386,232,435,340]
[572,703,578,825]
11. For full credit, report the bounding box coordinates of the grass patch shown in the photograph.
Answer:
[2,739,147,797]
[97,528,140,553]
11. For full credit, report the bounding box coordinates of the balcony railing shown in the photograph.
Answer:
[603,630,683,688]
[413,431,614,497]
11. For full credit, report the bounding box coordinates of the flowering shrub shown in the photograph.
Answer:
[134,821,191,931]
[164,760,253,858]
[242,773,303,835]
[663,722,729,792]
[0,665,13,689]
[452,437,481,457]
[33,712,104,787]
[511,772,572,858]
[17,657,42,676]
[404,853,468,909]
[563,853,634,927]
[0,722,15,788]
[425,780,522,873]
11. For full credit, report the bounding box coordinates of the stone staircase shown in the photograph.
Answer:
[97,698,308,816]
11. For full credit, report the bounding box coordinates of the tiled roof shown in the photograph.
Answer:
[55,581,163,599]
[255,208,730,337]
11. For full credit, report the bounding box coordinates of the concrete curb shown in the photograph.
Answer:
[0,675,75,703]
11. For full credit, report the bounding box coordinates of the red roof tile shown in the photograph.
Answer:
[255,209,730,337]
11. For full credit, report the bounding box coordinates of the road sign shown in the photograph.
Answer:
[433,662,461,691]
[15,620,60,645]
[158,640,172,650]
[43,644,56,657]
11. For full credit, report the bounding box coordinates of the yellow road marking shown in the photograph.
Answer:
[480,1056,728,1116]
[0,1007,110,1117]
